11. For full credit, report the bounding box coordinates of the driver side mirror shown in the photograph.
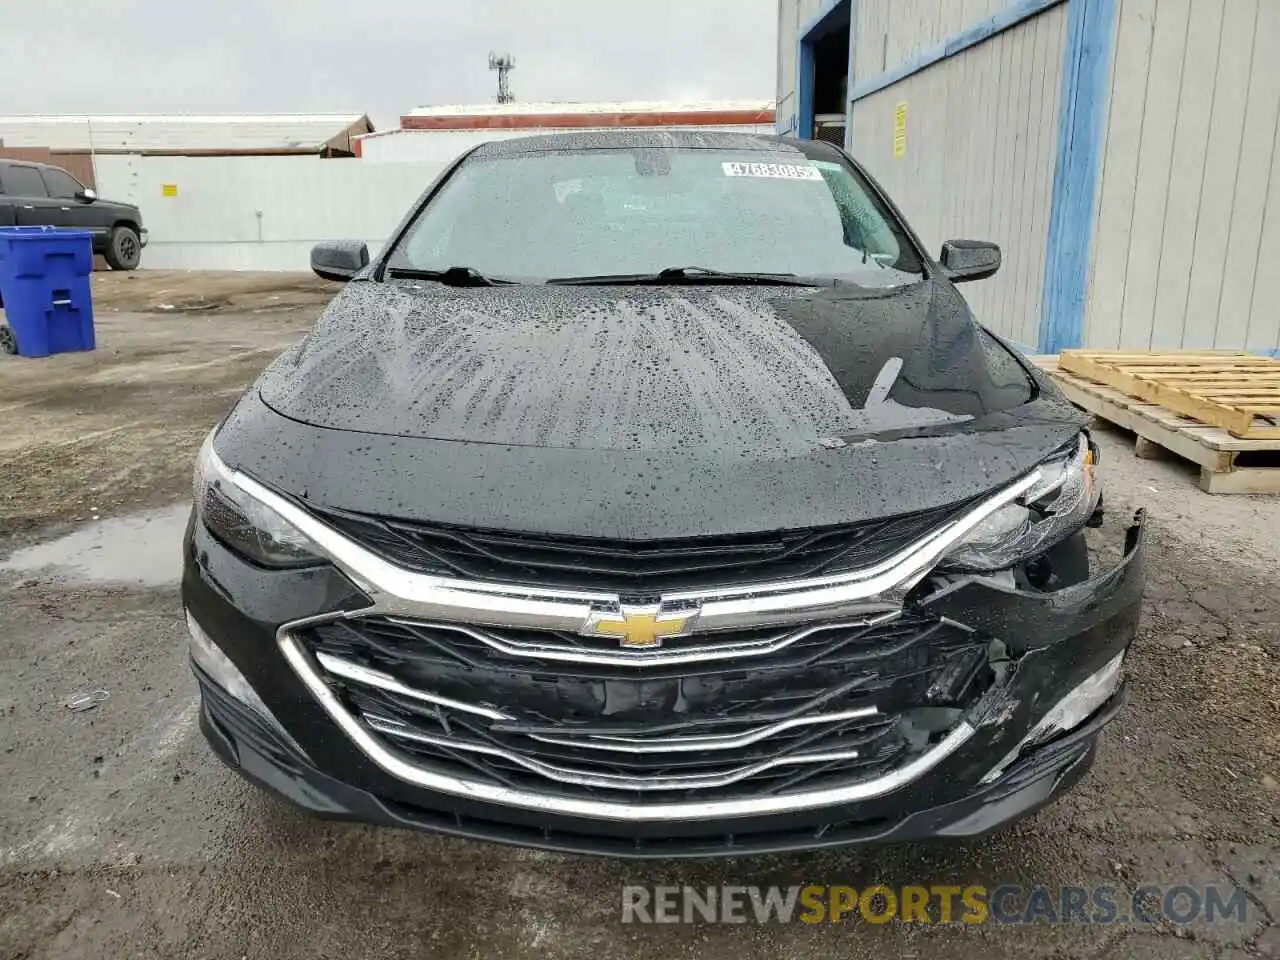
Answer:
[77,187,97,203]
[311,240,369,282]
[940,239,1001,283]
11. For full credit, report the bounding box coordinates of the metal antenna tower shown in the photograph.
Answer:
[488,52,516,104]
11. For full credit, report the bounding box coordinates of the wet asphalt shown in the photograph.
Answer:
[1,433,1277,960]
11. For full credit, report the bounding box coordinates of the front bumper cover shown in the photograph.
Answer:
[198,661,1124,857]
[182,510,1146,857]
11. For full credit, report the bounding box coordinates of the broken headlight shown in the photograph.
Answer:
[193,430,322,567]
[943,434,1099,572]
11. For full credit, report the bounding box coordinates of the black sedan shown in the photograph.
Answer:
[182,131,1144,857]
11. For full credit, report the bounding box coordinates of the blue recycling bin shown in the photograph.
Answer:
[0,227,95,357]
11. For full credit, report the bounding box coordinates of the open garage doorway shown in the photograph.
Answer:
[797,1,850,143]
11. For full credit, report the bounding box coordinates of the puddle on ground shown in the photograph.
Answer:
[0,504,190,587]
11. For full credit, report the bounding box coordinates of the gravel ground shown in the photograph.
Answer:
[0,273,1276,959]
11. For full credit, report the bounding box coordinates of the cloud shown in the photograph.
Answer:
[0,0,777,127]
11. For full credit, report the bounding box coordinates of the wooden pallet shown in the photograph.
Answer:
[1036,359,1280,494]
[1058,349,1280,439]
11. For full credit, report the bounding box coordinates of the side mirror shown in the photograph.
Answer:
[77,187,97,202]
[939,239,1001,283]
[311,240,369,282]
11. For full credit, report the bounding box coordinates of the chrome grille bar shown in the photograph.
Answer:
[380,613,900,667]
[316,649,880,754]
[526,706,880,754]
[315,651,509,720]
[363,714,865,792]
[280,629,978,822]
[232,462,1042,636]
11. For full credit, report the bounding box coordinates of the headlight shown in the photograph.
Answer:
[943,434,1099,572]
[193,430,322,567]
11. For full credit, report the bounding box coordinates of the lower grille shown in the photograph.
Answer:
[298,613,993,804]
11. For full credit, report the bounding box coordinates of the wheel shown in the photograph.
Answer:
[105,225,142,270]
[0,325,17,355]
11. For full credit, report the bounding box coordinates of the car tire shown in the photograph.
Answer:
[0,325,17,355]
[105,226,142,270]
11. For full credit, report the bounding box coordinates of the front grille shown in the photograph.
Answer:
[306,501,972,592]
[299,613,994,804]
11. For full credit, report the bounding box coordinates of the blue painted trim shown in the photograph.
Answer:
[797,38,816,140]
[799,0,849,45]
[1039,0,1118,353]
[848,0,1065,103]
[795,0,851,140]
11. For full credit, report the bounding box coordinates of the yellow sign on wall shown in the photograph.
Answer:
[893,102,908,158]
[161,183,178,197]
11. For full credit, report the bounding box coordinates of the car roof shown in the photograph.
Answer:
[468,129,835,159]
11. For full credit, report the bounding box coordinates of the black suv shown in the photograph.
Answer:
[0,160,146,269]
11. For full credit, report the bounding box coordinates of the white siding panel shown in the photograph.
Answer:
[778,0,800,131]
[1084,0,1156,348]
[849,5,1068,343]
[1182,0,1258,348]
[1216,0,1280,350]
[853,0,1006,76]
[1087,0,1280,350]
[1115,0,1191,349]
[95,156,445,271]
[1248,118,1280,352]
[1149,0,1225,348]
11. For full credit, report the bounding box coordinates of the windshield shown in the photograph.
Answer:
[384,146,924,286]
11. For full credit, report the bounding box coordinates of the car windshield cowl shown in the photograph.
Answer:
[545,266,833,287]
[386,266,521,287]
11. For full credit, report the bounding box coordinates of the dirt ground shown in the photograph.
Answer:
[0,272,1276,960]
[0,271,337,535]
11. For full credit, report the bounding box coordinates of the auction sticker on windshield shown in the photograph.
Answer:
[722,162,824,180]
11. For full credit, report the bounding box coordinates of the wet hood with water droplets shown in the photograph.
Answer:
[220,277,1087,538]
[262,279,1033,453]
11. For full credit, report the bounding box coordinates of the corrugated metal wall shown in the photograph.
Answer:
[853,0,1007,74]
[95,156,445,271]
[849,2,1069,346]
[1085,0,1280,352]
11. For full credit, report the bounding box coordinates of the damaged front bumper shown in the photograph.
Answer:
[183,511,1146,858]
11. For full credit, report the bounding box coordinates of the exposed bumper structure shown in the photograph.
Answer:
[182,499,1145,856]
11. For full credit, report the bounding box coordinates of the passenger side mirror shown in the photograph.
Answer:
[77,187,97,202]
[311,240,369,282]
[939,240,1001,283]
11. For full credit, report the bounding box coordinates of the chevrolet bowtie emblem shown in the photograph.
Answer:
[583,604,697,649]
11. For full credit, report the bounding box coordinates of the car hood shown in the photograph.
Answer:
[261,278,1034,454]
[217,278,1087,540]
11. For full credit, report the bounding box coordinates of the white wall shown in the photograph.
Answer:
[95,155,446,271]
[1086,0,1280,352]
[850,4,1069,347]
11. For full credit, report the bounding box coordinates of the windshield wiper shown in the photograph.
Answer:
[386,266,517,286]
[546,266,827,287]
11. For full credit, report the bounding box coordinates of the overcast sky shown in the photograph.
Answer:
[0,0,778,128]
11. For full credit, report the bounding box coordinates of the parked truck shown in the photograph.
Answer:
[0,160,146,269]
